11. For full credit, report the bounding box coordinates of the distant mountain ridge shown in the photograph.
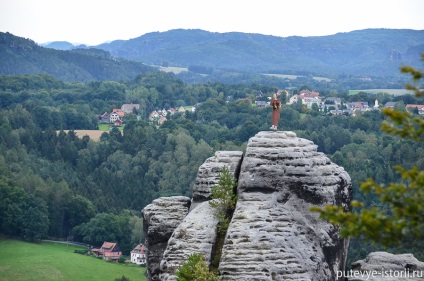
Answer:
[2,29,424,82]
[93,28,424,77]
[0,32,157,82]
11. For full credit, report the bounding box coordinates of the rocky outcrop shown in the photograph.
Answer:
[348,251,424,281]
[142,196,191,281]
[219,131,352,280]
[143,131,352,281]
[159,201,219,281]
[191,151,243,211]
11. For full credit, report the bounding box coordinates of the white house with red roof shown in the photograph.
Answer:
[130,244,146,265]
[406,104,424,114]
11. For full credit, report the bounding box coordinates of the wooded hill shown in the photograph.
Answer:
[0,32,158,82]
[2,29,424,84]
[94,28,424,77]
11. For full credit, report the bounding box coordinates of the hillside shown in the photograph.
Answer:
[0,32,158,82]
[94,28,424,77]
[2,29,424,84]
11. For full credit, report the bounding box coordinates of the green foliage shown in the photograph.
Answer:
[311,56,424,248]
[209,167,238,233]
[72,212,133,254]
[176,253,219,281]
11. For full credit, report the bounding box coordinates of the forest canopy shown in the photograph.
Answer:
[0,70,423,261]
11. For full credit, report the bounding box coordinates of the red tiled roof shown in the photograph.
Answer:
[101,242,117,251]
[406,104,424,109]
[131,244,146,254]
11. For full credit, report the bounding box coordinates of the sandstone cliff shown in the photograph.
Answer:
[143,131,353,281]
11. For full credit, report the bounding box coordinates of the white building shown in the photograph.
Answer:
[130,244,146,265]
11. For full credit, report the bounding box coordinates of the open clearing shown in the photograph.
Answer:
[349,89,414,96]
[60,130,106,141]
[0,239,146,281]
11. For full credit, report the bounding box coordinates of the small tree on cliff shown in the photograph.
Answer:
[311,54,424,247]
[176,253,219,281]
[209,166,238,233]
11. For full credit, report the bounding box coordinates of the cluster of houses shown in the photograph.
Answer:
[148,105,196,125]
[91,241,146,265]
[98,104,197,127]
[97,90,423,128]
[285,89,424,116]
[98,104,141,127]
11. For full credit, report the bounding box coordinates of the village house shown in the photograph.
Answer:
[109,112,121,123]
[168,108,176,115]
[158,115,167,125]
[288,89,320,105]
[406,104,424,114]
[384,102,397,108]
[130,244,146,265]
[99,112,110,123]
[91,242,122,261]
[299,89,319,99]
[113,119,123,127]
[304,97,322,109]
[346,102,370,113]
[325,97,342,106]
[288,95,300,105]
[148,110,159,121]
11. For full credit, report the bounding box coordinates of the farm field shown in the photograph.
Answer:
[264,73,332,82]
[59,130,106,141]
[0,239,146,281]
[348,89,414,96]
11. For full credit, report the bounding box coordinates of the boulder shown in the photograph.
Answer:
[142,196,191,281]
[348,251,424,281]
[218,131,352,280]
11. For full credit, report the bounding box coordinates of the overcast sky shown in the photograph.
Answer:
[1,0,423,46]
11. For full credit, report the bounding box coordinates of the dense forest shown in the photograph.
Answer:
[0,71,423,263]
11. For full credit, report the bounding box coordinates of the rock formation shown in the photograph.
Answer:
[142,196,191,281]
[219,131,352,280]
[142,131,353,280]
[348,251,424,281]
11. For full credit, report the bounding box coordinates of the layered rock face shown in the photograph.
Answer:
[142,196,191,281]
[159,201,219,281]
[191,151,243,211]
[349,251,424,281]
[143,131,352,281]
[219,131,352,280]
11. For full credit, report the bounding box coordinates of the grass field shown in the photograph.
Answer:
[0,239,146,281]
[349,89,414,96]
[264,73,332,82]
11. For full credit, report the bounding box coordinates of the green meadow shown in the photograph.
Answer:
[0,239,146,281]
[348,89,414,96]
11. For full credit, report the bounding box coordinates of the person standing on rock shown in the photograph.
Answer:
[270,93,281,131]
